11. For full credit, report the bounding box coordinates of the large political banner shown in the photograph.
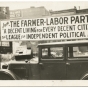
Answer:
[1,14,88,41]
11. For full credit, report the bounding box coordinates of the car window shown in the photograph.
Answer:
[41,46,63,60]
[68,45,88,60]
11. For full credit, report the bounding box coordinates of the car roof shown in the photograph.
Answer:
[38,40,88,46]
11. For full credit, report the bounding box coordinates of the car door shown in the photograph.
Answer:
[66,44,88,80]
[39,45,66,80]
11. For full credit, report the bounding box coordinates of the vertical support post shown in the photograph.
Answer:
[0,20,1,69]
[0,53,1,69]
[0,7,10,69]
[0,42,2,69]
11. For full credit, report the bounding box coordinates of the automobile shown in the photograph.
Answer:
[1,40,88,80]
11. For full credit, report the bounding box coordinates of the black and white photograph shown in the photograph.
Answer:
[1,0,88,86]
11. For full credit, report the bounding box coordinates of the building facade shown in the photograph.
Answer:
[9,6,88,55]
[10,6,50,19]
[10,6,50,54]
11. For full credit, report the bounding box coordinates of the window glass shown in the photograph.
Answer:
[74,46,88,57]
[42,48,48,56]
[68,45,88,58]
[42,47,63,59]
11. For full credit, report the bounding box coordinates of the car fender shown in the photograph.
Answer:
[80,72,88,80]
[0,69,20,80]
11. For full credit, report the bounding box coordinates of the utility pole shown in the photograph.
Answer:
[0,7,10,69]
